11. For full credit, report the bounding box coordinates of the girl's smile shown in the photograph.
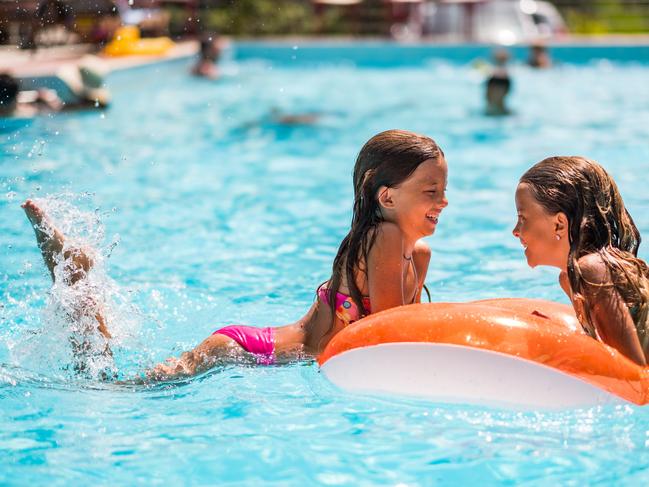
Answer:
[384,157,448,241]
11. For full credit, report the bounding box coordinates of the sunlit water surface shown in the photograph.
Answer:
[2,45,649,484]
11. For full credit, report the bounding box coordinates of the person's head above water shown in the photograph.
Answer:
[528,42,551,68]
[351,129,447,238]
[513,156,640,270]
[513,156,649,356]
[0,73,19,115]
[492,48,510,67]
[199,33,221,62]
[328,129,448,315]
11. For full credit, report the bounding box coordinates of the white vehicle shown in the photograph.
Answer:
[424,0,568,44]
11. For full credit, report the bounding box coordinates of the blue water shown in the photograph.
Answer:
[2,44,649,484]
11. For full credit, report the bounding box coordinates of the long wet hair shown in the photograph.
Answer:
[325,129,443,333]
[520,156,649,350]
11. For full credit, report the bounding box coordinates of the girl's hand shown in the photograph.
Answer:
[147,353,198,380]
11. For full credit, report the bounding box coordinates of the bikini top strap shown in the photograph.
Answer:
[410,256,418,304]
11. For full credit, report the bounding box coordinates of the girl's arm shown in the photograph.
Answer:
[366,223,412,313]
[578,254,647,365]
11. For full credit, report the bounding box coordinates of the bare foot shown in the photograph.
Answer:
[22,199,64,280]
[22,199,93,284]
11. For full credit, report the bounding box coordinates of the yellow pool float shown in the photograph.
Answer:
[103,26,174,57]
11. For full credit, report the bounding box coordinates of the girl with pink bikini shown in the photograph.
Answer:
[23,129,448,380]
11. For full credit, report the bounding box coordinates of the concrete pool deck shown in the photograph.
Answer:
[2,34,649,77]
[0,40,198,78]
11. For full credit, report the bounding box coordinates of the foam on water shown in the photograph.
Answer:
[3,195,141,382]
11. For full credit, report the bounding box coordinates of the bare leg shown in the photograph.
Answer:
[22,199,111,339]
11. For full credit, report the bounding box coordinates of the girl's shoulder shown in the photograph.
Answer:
[576,253,610,285]
[413,239,431,258]
[370,221,405,246]
[366,222,405,262]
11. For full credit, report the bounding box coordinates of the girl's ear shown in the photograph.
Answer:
[377,186,395,209]
[555,212,569,238]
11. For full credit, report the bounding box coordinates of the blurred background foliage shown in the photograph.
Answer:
[189,0,649,37]
[1,0,648,46]
[553,0,649,33]
[194,0,317,36]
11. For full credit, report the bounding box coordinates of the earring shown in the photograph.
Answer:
[555,234,561,241]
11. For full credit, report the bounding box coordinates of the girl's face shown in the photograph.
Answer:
[513,183,569,269]
[386,157,448,240]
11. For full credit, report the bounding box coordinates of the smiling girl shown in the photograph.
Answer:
[23,129,449,379]
[513,156,649,365]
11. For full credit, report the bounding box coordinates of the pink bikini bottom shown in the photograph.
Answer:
[212,325,275,365]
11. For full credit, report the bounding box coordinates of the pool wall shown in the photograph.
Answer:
[231,42,649,66]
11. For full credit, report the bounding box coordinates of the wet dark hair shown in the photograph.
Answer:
[520,156,649,350]
[325,129,444,334]
[486,75,511,93]
[0,73,19,107]
[199,33,220,60]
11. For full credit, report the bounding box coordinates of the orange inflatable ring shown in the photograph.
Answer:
[318,299,649,408]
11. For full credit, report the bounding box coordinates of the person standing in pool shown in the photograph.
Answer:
[485,49,512,116]
[0,73,62,118]
[23,129,448,379]
[191,33,224,80]
[513,156,649,365]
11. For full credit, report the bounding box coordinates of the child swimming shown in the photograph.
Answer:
[513,156,649,365]
[23,129,448,379]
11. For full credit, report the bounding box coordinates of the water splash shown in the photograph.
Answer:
[10,195,141,381]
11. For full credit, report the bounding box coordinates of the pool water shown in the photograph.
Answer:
[2,44,649,484]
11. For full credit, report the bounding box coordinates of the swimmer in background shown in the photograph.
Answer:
[191,33,225,79]
[485,48,512,116]
[0,73,62,117]
[55,56,111,109]
[236,107,324,133]
[528,42,552,69]
[0,61,109,118]
[513,157,649,365]
[22,129,448,379]
[270,107,321,126]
